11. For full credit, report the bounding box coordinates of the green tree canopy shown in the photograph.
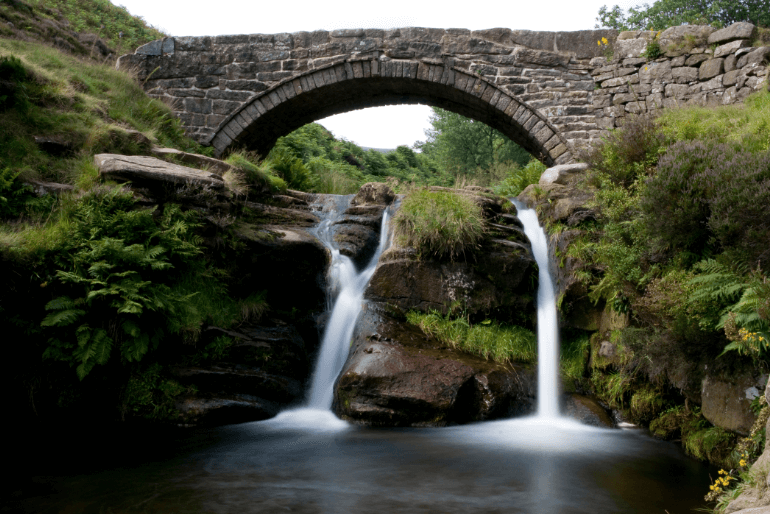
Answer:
[596,0,770,30]
[417,108,530,176]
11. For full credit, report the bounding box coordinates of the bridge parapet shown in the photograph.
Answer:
[116,23,768,162]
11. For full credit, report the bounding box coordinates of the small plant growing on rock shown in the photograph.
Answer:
[640,30,663,60]
[394,188,485,262]
[597,36,613,60]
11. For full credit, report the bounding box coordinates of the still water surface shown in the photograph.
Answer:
[12,412,712,514]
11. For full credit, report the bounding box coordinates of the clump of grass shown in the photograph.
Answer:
[656,90,770,153]
[407,310,536,364]
[0,38,199,187]
[560,331,590,386]
[224,151,286,194]
[394,188,485,261]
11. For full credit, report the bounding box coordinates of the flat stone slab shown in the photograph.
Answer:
[94,154,225,189]
[150,147,232,175]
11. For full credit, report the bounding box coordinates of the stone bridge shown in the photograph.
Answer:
[117,23,769,165]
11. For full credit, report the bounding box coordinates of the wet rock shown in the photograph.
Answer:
[331,183,395,268]
[171,323,313,426]
[701,373,761,435]
[350,182,395,207]
[230,219,327,312]
[334,306,536,426]
[175,394,279,426]
[563,394,615,427]
[366,236,536,320]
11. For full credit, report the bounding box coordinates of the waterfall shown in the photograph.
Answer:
[511,199,561,419]
[305,197,394,410]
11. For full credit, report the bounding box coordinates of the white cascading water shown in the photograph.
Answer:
[511,199,561,419]
[306,197,393,409]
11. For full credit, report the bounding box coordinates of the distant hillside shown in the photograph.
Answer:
[361,146,395,154]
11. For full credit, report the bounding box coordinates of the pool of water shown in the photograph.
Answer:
[9,411,713,514]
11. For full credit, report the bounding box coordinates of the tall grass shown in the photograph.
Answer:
[407,310,536,364]
[394,188,485,261]
[0,39,199,186]
[494,159,547,197]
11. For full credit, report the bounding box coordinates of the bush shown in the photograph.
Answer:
[394,188,485,261]
[494,159,546,197]
[582,114,662,188]
[641,140,770,264]
[266,147,315,191]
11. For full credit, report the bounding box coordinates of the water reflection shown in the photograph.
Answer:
[13,416,711,514]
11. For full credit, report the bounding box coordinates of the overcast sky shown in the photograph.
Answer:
[114,0,630,149]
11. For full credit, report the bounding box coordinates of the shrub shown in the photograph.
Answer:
[494,159,546,197]
[394,188,485,261]
[640,139,723,255]
[581,114,662,188]
[266,147,314,191]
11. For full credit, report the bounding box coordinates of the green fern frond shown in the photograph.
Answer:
[44,296,76,311]
[41,308,86,327]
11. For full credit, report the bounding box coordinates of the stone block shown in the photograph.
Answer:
[183,98,212,114]
[724,54,738,72]
[136,39,162,56]
[615,38,649,59]
[639,61,672,82]
[602,75,639,88]
[625,101,645,113]
[665,83,689,97]
[708,22,757,45]
[615,67,637,77]
[671,55,686,67]
[701,75,723,90]
[743,47,770,67]
[622,57,647,67]
[673,66,699,83]
[685,54,710,66]
[659,24,714,48]
[714,39,750,58]
[646,93,664,110]
[699,58,724,80]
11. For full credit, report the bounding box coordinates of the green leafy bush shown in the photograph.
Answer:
[225,151,286,193]
[495,159,546,197]
[123,363,194,421]
[394,188,485,261]
[582,114,662,187]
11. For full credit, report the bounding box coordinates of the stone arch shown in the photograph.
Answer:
[209,60,572,166]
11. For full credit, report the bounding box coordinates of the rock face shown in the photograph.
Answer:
[331,183,395,268]
[173,325,311,426]
[701,373,763,436]
[334,305,537,426]
[332,191,540,426]
[724,381,770,514]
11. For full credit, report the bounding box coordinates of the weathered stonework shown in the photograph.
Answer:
[117,23,769,163]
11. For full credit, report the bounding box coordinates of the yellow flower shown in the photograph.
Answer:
[598,40,601,46]
[602,37,608,45]
[740,459,747,467]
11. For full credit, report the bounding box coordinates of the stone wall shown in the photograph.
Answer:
[590,22,769,129]
[116,23,769,161]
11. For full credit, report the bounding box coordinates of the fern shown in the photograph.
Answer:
[687,259,751,331]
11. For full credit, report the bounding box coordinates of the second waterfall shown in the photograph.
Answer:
[511,199,562,419]
[306,196,394,410]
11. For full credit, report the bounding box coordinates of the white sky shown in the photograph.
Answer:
[114,0,629,149]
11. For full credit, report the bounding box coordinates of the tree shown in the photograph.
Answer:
[596,0,770,30]
[417,108,530,176]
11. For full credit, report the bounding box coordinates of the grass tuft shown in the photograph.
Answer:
[407,310,536,364]
[394,188,485,261]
